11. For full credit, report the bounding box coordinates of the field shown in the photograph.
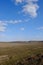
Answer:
[0,41,43,65]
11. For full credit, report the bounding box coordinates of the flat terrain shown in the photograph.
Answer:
[0,42,43,65]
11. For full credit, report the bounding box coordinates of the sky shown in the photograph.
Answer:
[0,0,43,42]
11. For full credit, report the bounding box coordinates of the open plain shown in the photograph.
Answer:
[0,41,43,65]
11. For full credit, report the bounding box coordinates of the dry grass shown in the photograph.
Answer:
[0,42,43,65]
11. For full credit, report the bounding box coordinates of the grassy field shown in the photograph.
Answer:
[0,42,43,65]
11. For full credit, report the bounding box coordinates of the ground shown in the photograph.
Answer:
[0,41,43,65]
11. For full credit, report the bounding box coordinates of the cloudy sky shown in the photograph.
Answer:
[0,0,43,41]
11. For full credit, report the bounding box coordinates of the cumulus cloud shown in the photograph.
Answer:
[14,0,39,18]
[0,21,7,32]
[22,3,39,18]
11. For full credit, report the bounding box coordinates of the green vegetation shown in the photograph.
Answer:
[0,42,43,65]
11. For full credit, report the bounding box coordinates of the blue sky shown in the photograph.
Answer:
[0,0,43,41]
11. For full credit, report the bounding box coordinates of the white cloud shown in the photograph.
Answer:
[0,21,7,32]
[15,0,38,4]
[14,0,39,18]
[9,19,29,24]
[22,3,39,18]
[9,20,22,24]
[15,0,23,4]
[0,20,24,32]
[20,27,24,31]
[25,0,38,3]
